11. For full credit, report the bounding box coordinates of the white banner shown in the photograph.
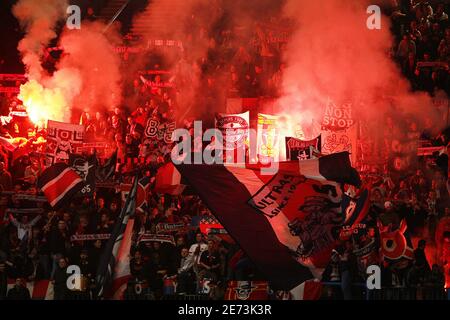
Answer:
[215,111,250,150]
[46,120,85,166]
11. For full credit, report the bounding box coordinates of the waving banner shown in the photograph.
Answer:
[215,111,250,150]
[175,152,361,290]
[257,113,280,163]
[285,136,321,161]
[46,120,85,166]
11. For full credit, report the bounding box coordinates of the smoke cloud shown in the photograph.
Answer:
[12,0,68,81]
[13,0,122,125]
[59,22,123,114]
[276,0,442,138]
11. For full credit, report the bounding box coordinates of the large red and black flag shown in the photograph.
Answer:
[95,174,138,299]
[175,152,361,291]
[37,163,84,208]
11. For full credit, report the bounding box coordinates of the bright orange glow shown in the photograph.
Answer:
[278,115,305,140]
[18,79,67,127]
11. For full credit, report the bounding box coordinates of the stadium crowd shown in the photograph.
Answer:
[0,0,449,300]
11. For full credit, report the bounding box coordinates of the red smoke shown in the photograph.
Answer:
[13,0,123,125]
[275,0,443,138]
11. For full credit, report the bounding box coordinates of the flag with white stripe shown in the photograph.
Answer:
[280,280,323,300]
[37,163,84,208]
[95,175,138,299]
[155,162,186,195]
[175,152,361,291]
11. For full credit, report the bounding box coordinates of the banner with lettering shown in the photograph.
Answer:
[144,118,176,144]
[321,98,355,131]
[285,136,321,161]
[139,75,175,89]
[257,113,280,163]
[70,234,111,242]
[46,120,85,166]
[215,111,250,150]
[137,233,175,246]
[155,222,186,234]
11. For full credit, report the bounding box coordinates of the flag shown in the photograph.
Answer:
[155,162,186,195]
[224,281,269,300]
[96,175,138,299]
[96,150,117,181]
[288,280,323,300]
[338,189,378,275]
[285,136,321,161]
[120,176,150,212]
[200,216,233,243]
[298,152,361,187]
[340,188,370,228]
[69,153,97,196]
[199,216,224,235]
[37,163,84,208]
[175,152,361,290]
